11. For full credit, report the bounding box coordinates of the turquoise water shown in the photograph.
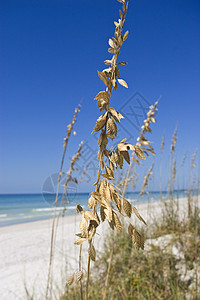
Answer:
[0,190,187,227]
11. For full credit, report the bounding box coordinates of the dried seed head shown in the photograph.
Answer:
[160,134,165,153]
[139,165,153,196]
[74,238,87,245]
[76,271,83,282]
[80,215,88,237]
[88,243,96,261]
[106,118,117,137]
[113,212,122,232]
[67,273,74,286]
[88,196,96,210]
[132,206,147,225]
[170,126,177,153]
[100,205,106,222]
[76,204,83,213]
[132,228,144,250]
[123,197,132,217]
[134,146,146,160]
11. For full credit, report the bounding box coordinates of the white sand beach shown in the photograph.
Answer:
[0,196,198,300]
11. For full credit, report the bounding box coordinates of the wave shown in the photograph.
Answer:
[0,214,7,218]
[33,206,78,212]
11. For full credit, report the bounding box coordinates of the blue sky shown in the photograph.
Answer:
[0,0,200,193]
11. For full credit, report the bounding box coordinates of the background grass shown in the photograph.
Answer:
[62,192,200,300]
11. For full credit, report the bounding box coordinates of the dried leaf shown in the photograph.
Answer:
[76,204,83,213]
[88,243,96,261]
[121,150,130,164]
[105,182,111,202]
[99,180,106,197]
[88,225,96,241]
[118,142,133,152]
[98,71,108,86]
[102,173,114,180]
[132,206,147,225]
[92,118,106,133]
[100,205,106,222]
[109,160,115,172]
[146,148,156,155]
[106,118,117,136]
[117,78,128,88]
[134,146,146,160]
[97,112,107,122]
[110,151,118,166]
[118,32,123,46]
[108,47,115,54]
[76,271,83,282]
[119,9,123,20]
[113,212,122,232]
[103,149,110,158]
[97,99,107,111]
[105,166,113,178]
[114,21,119,27]
[132,228,144,250]
[103,67,111,76]
[112,191,122,212]
[98,132,108,150]
[118,62,127,65]
[104,205,113,222]
[116,149,124,169]
[88,196,96,210]
[67,274,74,286]
[108,38,115,48]
[84,211,99,224]
[109,107,124,122]
[128,223,134,237]
[104,59,112,65]
[75,233,83,238]
[115,65,120,78]
[108,219,115,230]
[123,198,132,217]
[123,30,129,41]
[80,215,88,236]
[94,91,109,102]
[74,238,87,245]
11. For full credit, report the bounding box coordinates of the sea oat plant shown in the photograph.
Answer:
[46,105,81,299]
[62,141,83,217]
[67,1,158,298]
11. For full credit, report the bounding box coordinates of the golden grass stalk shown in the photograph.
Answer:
[160,133,165,154]
[67,1,158,298]
[181,152,187,168]
[46,104,81,300]
[170,125,177,154]
[121,100,159,198]
[168,126,178,195]
[80,163,90,183]
[160,134,165,195]
[188,150,198,218]
[62,141,83,217]
[139,164,153,196]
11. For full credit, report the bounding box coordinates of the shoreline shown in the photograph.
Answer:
[0,190,189,228]
[0,193,189,228]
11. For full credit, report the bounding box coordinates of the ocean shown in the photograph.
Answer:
[0,190,187,227]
